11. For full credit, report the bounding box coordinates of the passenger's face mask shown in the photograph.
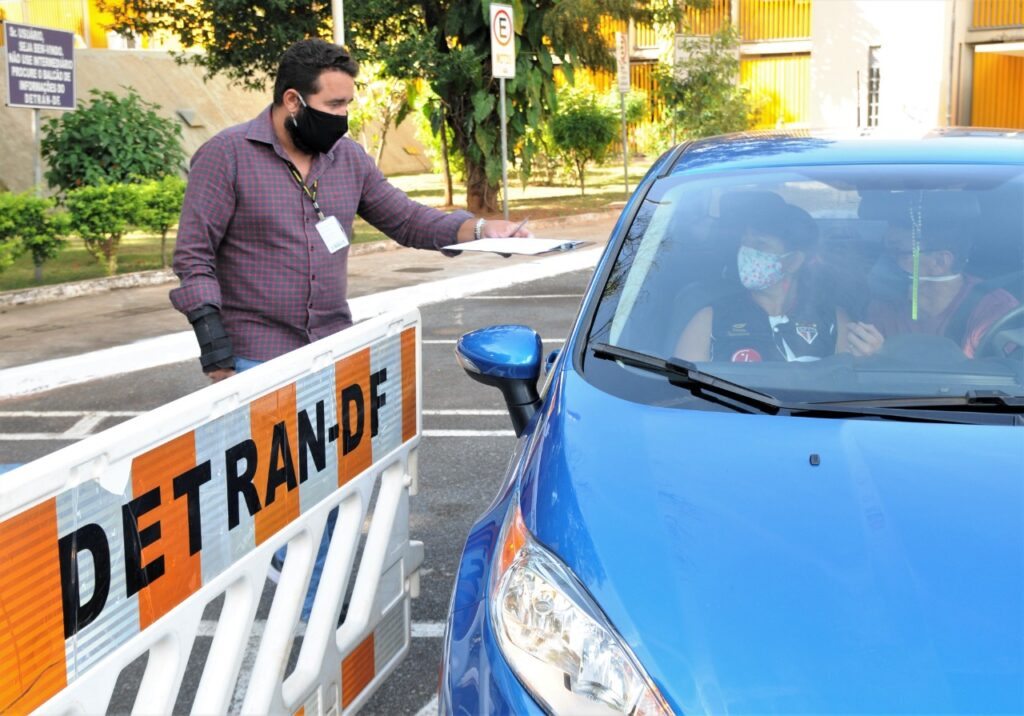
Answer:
[287,92,348,154]
[738,245,790,291]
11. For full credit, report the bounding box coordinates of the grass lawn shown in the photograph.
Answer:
[0,156,654,292]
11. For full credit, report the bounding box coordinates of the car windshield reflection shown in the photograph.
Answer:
[587,164,1024,404]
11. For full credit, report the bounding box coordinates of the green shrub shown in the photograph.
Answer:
[653,27,756,140]
[41,88,185,193]
[0,192,69,281]
[551,89,619,195]
[66,183,144,276]
[621,90,649,125]
[137,176,186,268]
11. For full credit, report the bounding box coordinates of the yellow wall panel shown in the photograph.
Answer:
[739,0,811,41]
[741,53,809,128]
[0,0,87,45]
[972,0,1024,29]
[683,0,732,35]
[972,52,1024,129]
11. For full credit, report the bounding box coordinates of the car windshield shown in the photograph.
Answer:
[587,163,1024,405]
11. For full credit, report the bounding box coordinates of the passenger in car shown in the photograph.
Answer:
[855,215,1019,358]
[674,194,857,363]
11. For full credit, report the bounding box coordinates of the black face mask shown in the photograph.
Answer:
[287,93,348,154]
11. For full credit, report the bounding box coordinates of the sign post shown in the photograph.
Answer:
[490,3,516,222]
[4,22,76,195]
[615,32,630,195]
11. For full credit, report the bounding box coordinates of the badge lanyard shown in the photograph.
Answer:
[287,163,326,222]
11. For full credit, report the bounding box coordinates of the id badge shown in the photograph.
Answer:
[316,216,349,253]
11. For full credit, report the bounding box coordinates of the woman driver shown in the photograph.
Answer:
[674,196,869,362]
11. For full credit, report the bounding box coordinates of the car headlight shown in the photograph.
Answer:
[490,504,673,715]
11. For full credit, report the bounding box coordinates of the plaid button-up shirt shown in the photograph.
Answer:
[171,105,471,361]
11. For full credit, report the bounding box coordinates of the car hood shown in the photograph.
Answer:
[520,370,1023,714]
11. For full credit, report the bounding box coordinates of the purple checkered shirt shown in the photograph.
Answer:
[171,105,472,361]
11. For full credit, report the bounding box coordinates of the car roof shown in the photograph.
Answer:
[667,128,1024,176]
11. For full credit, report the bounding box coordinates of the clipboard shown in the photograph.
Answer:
[455,238,586,255]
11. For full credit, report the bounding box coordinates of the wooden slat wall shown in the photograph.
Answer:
[971,0,1024,29]
[971,52,1024,128]
[634,22,659,48]
[739,0,811,41]
[0,0,86,44]
[740,53,810,128]
[682,0,732,35]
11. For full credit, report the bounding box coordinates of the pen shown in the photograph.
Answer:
[510,218,529,236]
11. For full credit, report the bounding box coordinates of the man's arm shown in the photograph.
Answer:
[169,136,239,376]
[355,151,531,249]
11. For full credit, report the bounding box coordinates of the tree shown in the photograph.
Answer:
[137,176,186,268]
[348,62,419,167]
[653,26,756,139]
[0,192,69,281]
[550,89,619,195]
[104,0,684,213]
[40,88,185,193]
[66,183,144,276]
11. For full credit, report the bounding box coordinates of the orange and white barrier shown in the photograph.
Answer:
[0,310,423,715]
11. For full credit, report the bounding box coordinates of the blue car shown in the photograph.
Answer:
[440,131,1024,715]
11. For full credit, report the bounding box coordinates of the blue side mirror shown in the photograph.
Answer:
[456,325,543,436]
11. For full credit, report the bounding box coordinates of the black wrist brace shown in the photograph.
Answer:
[187,305,236,372]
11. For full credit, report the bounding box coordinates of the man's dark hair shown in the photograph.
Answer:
[273,39,359,105]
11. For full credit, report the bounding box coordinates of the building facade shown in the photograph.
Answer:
[609,0,1024,130]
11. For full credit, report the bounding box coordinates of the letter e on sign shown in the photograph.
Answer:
[490,3,516,79]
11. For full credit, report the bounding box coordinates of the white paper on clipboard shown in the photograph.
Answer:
[455,238,586,255]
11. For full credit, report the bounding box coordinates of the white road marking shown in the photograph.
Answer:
[422,409,506,416]
[422,430,515,437]
[62,413,107,439]
[465,294,582,300]
[0,433,72,441]
[416,694,439,716]
[0,248,599,398]
[0,410,143,417]
[195,620,445,638]
[411,621,447,638]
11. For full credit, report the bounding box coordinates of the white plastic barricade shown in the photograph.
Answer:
[0,310,424,715]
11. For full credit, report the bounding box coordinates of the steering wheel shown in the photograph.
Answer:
[974,303,1024,358]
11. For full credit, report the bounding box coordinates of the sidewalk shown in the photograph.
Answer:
[0,211,618,388]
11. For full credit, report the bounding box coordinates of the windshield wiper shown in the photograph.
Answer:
[811,390,1024,412]
[590,342,786,414]
[590,343,1021,425]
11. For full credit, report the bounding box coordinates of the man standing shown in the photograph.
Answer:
[172,38,528,378]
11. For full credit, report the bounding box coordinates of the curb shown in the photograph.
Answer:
[0,208,621,308]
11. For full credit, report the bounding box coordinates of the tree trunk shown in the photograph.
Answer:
[104,238,118,276]
[465,159,498,214]
[161,231,168,268]
[375,120,391,167]
[33,261,43,282]
[439,105,453,207]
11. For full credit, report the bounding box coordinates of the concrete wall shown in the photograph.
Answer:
[0,49,430,193]
[809,0,953,129]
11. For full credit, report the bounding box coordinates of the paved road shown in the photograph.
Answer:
[0,224,606,713]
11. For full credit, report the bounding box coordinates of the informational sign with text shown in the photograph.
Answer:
[615,32,630,93]
[4,22,75,110]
